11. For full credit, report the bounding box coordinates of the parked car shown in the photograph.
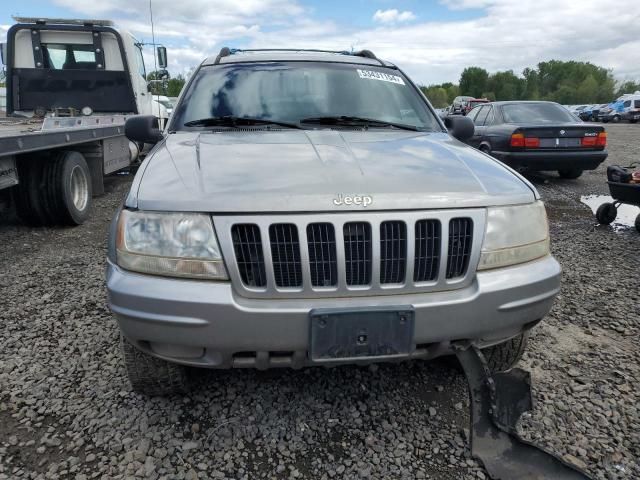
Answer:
[110,48,560,395]
[465,101,607,179]
[450,95,474,114]
[578,104,599,122]
[598,101,624,123]
[463,98,489,115]
[569,104,589,116]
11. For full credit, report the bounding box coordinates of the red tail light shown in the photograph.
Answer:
[524,137,540,148]
[581,137,597,147]
[510,133,524,147]
[596,132,607,147]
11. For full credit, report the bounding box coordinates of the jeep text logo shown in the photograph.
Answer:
[333,194,373,207]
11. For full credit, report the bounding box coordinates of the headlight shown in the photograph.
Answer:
[116,210,228,280]
[478,201,550,270]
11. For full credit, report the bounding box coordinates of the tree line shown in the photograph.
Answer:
[420,60,640,108]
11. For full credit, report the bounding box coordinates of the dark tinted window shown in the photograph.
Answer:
[635,100,640,108]
[623,100,631,107]
[501,103,577,124]
[474,106,489,125]
[173,62,440,131]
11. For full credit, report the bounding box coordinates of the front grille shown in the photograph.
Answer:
[380,221,406,284]
[343,222,372,285]
[446,218,473,278]
[269,224,302,287]
[225,212,479,297]
[414,220,441,282]
[307,223,338,287]
[231,224,266,287]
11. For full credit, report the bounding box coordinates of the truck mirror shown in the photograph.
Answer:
[0,43,6,65]
[125,115,164,144]
[444,115,474,142]
[157,46,167,69]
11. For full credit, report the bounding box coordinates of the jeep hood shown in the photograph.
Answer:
[129,130,536,212]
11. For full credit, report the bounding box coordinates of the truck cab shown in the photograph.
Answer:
[2,17,163,118]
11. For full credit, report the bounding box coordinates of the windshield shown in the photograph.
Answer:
[172,62,440,131]
[501,103,577,124]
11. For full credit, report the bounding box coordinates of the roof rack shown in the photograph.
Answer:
[213,47,385,66]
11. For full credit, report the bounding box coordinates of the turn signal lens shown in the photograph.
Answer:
[596,132,607,147]
[510,133,525,147]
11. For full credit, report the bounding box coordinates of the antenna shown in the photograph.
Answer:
[149,0,162,126]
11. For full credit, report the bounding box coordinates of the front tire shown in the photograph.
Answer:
[596,203,617,225]
[612,115,621,123]
[120,335,190,396]
[482,332,529,373]
[558,168,583,179]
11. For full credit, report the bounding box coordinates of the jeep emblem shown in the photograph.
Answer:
[333,194,373,207]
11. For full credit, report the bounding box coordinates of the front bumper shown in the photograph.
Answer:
[106,255,561,368]
[492,149,607,171]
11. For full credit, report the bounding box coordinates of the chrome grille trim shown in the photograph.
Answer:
[215,209,485,299]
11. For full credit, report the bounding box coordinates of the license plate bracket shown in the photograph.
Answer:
[309,306,415,362]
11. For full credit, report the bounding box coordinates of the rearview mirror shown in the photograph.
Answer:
[0,43,6,65]
[125,115,163,144]
[444,115,474,142]
[157,46,167,69]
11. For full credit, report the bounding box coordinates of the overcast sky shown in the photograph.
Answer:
[2,0,640,85]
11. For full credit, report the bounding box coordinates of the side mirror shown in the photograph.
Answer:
[157,46,167,69]
[125,115,163,144]
[0,42,6,65]
[444,115,474,142]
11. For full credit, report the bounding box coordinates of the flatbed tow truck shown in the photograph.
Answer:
[0,17,167,225]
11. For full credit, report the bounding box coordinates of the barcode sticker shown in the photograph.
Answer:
[357,69,405,85]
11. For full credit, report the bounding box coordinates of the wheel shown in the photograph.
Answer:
[13,151,92,226]
[630,119,638,124]
[482,332,529,373]
[120,335,190,396]
[596,203,617,225]
[558,169,583,179]
[612,115,621,123]
[635,213,640,233]
[13,157,48,226]
[479,144,491,155]
[49,151,93,225]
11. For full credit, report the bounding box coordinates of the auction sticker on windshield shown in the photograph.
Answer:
[357,69,405,85]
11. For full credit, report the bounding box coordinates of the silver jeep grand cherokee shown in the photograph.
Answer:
[108,48,560,395]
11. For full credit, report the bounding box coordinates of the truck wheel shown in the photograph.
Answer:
[45,151,93,225]
[482,332,529,373]
[612,115,621,123]
[120,335,190,396]
[596,203,617,224]
[558,169,583,179]
[14,158,49,226]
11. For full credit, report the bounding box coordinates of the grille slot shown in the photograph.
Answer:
[446,218,473,279]
[343,222,372,286]
[231,224,266,287]
[414,220,441,282]
[380,221,407,284]
[307,223,338,287]
[269,224,302,287]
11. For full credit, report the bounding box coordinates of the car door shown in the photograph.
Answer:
[469,106,489,148]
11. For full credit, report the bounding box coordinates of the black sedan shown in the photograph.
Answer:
[464,101,608,179]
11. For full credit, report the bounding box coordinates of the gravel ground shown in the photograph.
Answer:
[1,124,638,479]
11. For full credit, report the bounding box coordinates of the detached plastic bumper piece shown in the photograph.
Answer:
[454,344,593,480]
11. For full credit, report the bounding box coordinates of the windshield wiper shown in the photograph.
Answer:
[184,116,303,130]
[300,115,420,131]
